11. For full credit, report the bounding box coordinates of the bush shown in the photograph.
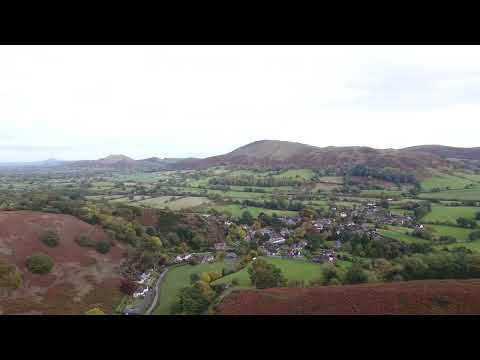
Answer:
[26,254,54,274]
[0,259,22,289]
[469,231,480,241]
[85,307,106,315]
[95,241,111,254]
[75,234,95,248]
[344,264,369,284]
[120,278,138,295]
[40,230,60,247]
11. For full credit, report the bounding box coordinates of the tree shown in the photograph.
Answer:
[40,230,60,247]
[469,231,480,241]
[248,258,287,289]
[239,211,254,226]
[476,211,480,221]
[171,281,215,315]
[26,254,54,274]
[457,217,477,229]
[120,278,138,295]
[321,263,341,285]
[95,240,111,254]
[344,264,369,284]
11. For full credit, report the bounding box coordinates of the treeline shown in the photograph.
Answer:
[386,251,480,281]
[209,175,303,187]
[239,199,305,211]
[339,231,432,259]
[348,165,418,184]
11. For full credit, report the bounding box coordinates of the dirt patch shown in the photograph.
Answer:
[216,279,480,315]
[0,211,126,314]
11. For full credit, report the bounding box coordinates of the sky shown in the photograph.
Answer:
[1,45,480,162]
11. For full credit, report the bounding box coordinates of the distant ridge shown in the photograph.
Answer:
[172,139,458,171]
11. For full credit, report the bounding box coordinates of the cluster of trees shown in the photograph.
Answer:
[413,201,432,219]
[340,231,432,259]
[385,251,480,281]
[248,258,287,289]
[171,280,217,315]
[309,263,369,286]
[209,175,304,187]
[348,165,418,185]
[457,217,477,229]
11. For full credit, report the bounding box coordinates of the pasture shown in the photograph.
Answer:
[421,205,479,223]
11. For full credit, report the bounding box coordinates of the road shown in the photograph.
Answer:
[145,266,170,315]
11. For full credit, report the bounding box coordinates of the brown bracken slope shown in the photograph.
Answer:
[0,211,126,315]
[173,140,452,171]
[216,280,480,315]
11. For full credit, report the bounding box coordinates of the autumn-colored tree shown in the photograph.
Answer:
[120,278,138,295]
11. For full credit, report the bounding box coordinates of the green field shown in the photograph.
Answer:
[421,204,479,223]
[418,188,480,201]
[420,172,474,191]
[427,224,473,242]
[154,261,230,315]
[135,196,212,210]
[273,169,315,180]
[203,204,298,218]
[359,189,404,198]
[211,257,323,288]
[377,226,426,244]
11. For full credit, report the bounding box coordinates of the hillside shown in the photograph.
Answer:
[0,211,125,315]
[216,280,480,315]
[173,140,451,172]
[401,145,480,160]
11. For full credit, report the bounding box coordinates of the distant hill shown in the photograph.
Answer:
[173,140,451,172]
[401,145,480,160]
[216,279,480,315]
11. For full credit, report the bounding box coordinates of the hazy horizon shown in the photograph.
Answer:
[2,45,480,162]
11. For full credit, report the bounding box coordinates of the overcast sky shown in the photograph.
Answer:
[1,45,480,162]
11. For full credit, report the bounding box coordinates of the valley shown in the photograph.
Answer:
[2,140,480,315]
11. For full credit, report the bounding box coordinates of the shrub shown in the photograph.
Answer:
[119,278,138,295]
[85,307,106,315]
[469,231,480,241]
[26,254,54,274]
[40,230,60,247]
[75,234,95,248]
[0,259,22,289]
[95,240,111,254]
[344,264,369,284]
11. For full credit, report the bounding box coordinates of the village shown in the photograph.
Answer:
[123,200,419,314]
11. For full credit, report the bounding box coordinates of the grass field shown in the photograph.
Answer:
[418,188,480,201]
[377,226,426,244]
[203,204,298,218]
[273,169,315,180]
[359,189,404,198]
[453,172,480,182]
[136,196,212,210]
[154,261,231,315]
[210,257,323,288]
[427,224,474,242]
[422,204,479,223]
[317,176,344,184]
[420,172,474,191]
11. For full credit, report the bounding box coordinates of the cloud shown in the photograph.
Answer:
[0,144,71,152]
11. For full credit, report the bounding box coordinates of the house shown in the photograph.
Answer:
[175,253,193,262]
[269,236,286,245]
[214,242,227,251]
[226,252,238,259]
[340,212,348,218]
[133,287,150,298]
